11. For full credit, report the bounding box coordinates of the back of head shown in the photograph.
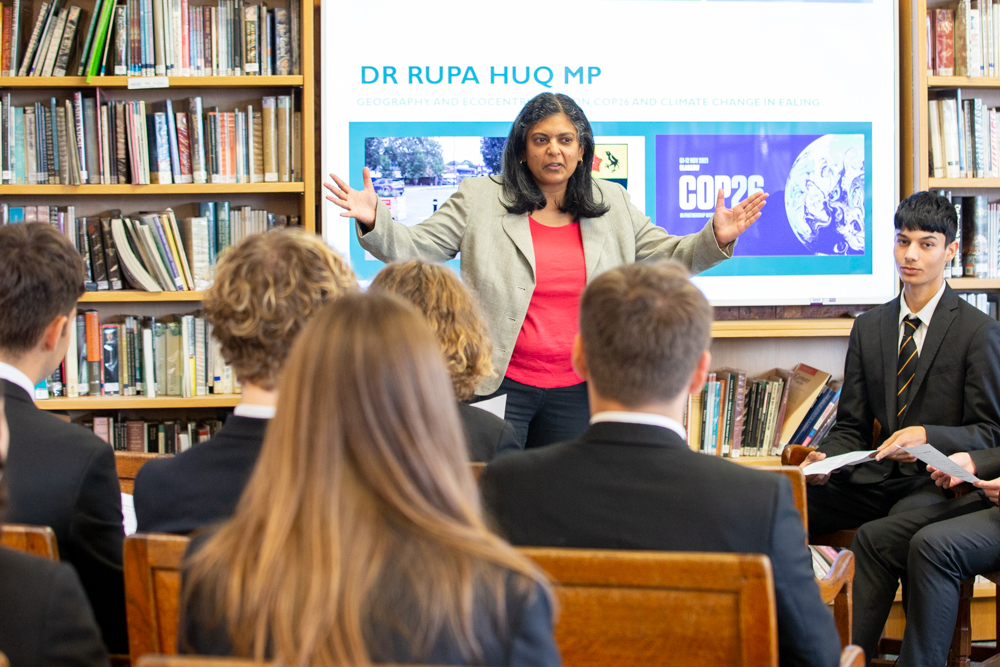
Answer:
[203,228,357,389]
[894,190,958,245]
[580,261,712,406]
[0,224,84,359]
[185,293,546,666]
[370,260,494,401]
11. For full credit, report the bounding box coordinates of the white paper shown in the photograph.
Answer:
[471,394,506,420]
[905,444,980,484]
[128,76,170,89]
[121,493,137,536]
[802,450,877,476]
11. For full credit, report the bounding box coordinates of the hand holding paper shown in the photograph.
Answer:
[802,450,877,476]
[905,444,980,484]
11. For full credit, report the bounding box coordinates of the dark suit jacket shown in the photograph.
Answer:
[0,546,110,667]
[3,382,127,654]
[134,415,267,535]
[458,402,520,462]
[481,422,841,667]
[817,286,1000,484]
[180,536,560,666]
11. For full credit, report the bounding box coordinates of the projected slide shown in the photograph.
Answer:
[321,0,897,305]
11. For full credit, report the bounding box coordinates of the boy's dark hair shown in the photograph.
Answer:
[0,223,84,357]
[894,191,958,245]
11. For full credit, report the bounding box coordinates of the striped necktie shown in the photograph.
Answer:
[897,316,921,420]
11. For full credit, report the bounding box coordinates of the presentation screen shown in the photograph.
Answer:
[321,0,898,306]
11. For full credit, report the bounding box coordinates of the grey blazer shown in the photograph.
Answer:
[358,176,732,395]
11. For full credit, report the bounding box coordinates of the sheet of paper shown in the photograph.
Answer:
[471,394,507,420]
[121,493,137,536]
[905,444,980,484]
[802,450,877,476]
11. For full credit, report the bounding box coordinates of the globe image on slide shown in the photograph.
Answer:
[784,134,865,255]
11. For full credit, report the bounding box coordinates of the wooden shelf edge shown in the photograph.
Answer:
[731,456,782,467]
[948,278,1000,289]
[928,75,1000,88]
[78,291,206,303]
[0,75,304,88]
[928,177,1000,188]
[711,318,855,338]
[35,395,241,410]
[0,183,304,194]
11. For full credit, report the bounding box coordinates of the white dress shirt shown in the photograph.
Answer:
[899,281,947,355]
[232,404,276,420]
[590,410,687,441]
[0,361,36,399]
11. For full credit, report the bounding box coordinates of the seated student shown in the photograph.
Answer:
[134,229,356,534]
[370,259,519,460]
[800,192,1000,538]
[0,381,111,667]
[180,293,559,666]
[0,223,128,653]
[481,261,840,667]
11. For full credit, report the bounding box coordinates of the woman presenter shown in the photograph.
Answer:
[324,92,767,449]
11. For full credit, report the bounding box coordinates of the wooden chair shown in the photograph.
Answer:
[117,451,170,494]
[781,445,857,548]
[469,461,485,482]
[124,533,190,660]
[0,523,59,560]
[0,650,8,667]
[757,466,855,648]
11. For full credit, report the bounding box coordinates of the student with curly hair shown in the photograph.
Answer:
[180,294,559,666]
[371,260,519,460]
[134,229,356,534]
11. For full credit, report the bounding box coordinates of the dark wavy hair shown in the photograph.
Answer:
[498,93,610,219]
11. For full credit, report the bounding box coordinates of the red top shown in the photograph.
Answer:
[505,217,587,388]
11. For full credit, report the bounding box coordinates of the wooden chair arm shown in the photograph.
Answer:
[781,445,817,467]
[840,645,864,667]
[817,550,855,604]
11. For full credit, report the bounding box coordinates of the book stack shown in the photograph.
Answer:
[927,95,999,181]
[927,0,999,78]
[0,0,300,77]
[36,309,238,399]
[809,546,841,579]
[961,291,999,317]
[83,414,224,453]
[684,363,842,458]
[0,93,302,185]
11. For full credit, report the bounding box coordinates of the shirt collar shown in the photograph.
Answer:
[0,362,36,400]
[899,281,947,329]
[590,411,687,441]
[232,403,276,420]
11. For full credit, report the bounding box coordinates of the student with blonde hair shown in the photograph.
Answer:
[371,260,519,460]
[134,228,357,534]
[180,293,559,666]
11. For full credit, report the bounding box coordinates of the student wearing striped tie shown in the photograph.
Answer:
[796,191,1000,663]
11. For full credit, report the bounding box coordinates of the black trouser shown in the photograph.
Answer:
[805,472,946,536]
[475,376,590,449]
[850,492,994,666]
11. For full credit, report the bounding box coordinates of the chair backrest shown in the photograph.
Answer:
[520,547,778,667]
[757,466,808,534]
[0,524,59,560]
[0,650,8,667]
[124,533,191,659]
[116,452,169,494]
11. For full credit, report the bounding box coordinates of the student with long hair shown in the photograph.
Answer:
[325,92,768,449]
[180,293,560,667]
[371,260,519,460]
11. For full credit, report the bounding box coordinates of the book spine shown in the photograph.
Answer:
[975,97,987,177]
[99,217,123,289]
[243,3,256,72]
[101,323,120,395]
[47,100,58,183]
[77,0,104,75]
[262,95,276,181]
[112,4,126,74]
[274,6,288,75]
[86,217,109,289]
[277,94,290,182]
[18,1,51,76]
[85,311,101,395]
[40,7,67,76]
[52,4,80,75]
[937,8,956,75]
[176,111,192,183]
[1,6,12,77]
[188,96,207,183]
[291,0,299,74]
[165,99,181,183]
[24,107,36,184]
[151,0,165,73]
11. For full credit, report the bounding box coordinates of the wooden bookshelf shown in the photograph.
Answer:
[711,318,854,338]
[948,278,1000,290]
[928,178,1000,189]
[34,395,242,410]
[732,456,782,467]
[1,184,305,195]
[78,291,206,303]
[0,76,305,88]
[927,75,1000,88]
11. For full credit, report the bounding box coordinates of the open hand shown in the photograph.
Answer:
[975,477,1000,505]
[324,167,379,229]
[799,450,830,486]
[713,189,769,246]
[874,426,926,463]
[929,452,977,489]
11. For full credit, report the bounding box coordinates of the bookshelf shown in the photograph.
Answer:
[0,0,315,415]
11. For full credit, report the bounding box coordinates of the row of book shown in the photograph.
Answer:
[84,415,223,453]
[927,96,998,180]
[0,203,299,291]
[941,194,1000,280]
[1,0,301,77]
[37,311,238,399]
[962,292,1000,318]
[926,0,1000,77]
[0,93,302,185]
[684,363,841,458]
